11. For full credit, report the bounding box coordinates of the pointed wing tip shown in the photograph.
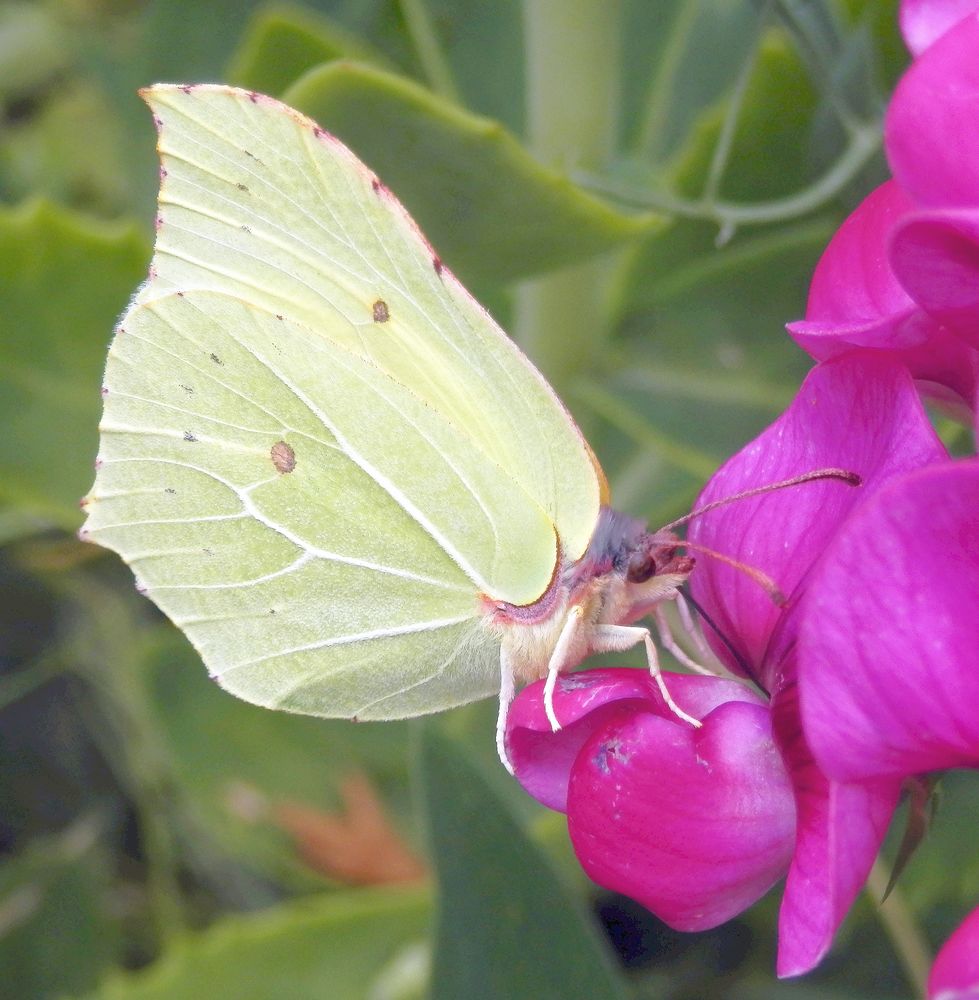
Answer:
[139,83,350,153]
[139,82,200,107]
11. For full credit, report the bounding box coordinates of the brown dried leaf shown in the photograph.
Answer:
[272,772,428,886]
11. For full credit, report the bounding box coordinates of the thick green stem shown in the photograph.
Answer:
[515,0,621,392]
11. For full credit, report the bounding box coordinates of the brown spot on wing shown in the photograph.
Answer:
[271,440,296,474]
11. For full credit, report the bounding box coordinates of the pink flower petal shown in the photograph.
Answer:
[899,325,979,416]
[507,669,762,811]
[787,182,923,359]
[887,12,979,209]
[929,905,979,999]
[507,669,658,811]
[567,693,795,932]
[899,0,979,56]
[689,354,947,689]
[788,184,979,411]
[800,459,979,782]
[773,682,900,977]
[891,211,979,346]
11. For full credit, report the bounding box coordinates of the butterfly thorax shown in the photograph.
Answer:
[484,507,695,684]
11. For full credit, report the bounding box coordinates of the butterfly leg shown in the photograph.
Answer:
[592,624,702,728]
[653,605,715,676]
[543,604,587,732]
[496,647,516,775]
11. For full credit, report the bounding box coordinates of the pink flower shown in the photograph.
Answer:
[900,0,979,55]
[506,354,948,976]
[929,906,979,999]
[687,354,947,695]
[508,669,797,932]
[688,353,947,975]
[798,458,979,783]
[788,10,979,415]
[507,7,979,981]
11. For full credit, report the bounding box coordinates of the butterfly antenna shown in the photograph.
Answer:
[675,538,786,605]
[658,468,861,533]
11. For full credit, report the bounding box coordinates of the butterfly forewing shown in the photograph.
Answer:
[84,84,607,721]
[141,85,602,562]
[87,290,513,716]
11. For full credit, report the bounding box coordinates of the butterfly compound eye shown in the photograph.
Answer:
[626,550,658,583]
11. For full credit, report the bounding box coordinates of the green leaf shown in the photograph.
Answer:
[403,0,525,133]
[0,60,137,215]
[139,630,416,885]
[579,216,834,524]
[283,61,655,286]
[0,3,70,100]
[586,33,863,521]
[417,727,630,1000]
[666,30,822,204]
[0,817,117,1000]
[622,0,766,159]
[90,888,431,1000]
[227,3,394,96]
[887,769,979,914]
[611,215,834,388]
[0,201,148,526]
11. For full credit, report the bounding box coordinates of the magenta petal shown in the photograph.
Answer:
[891,212,979,346]
[689,354,946,686]
[929,906,979,999]
[507,669,764,811]
[567,697,795,932]
[787,182,923,359]
[899,0,979,55]
[800,460,979,782]
[507,669,658,811]
[887,12,979,209]
[899,324,979,416]
[773,683,900,977]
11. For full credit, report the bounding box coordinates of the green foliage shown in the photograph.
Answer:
[140,630,415,885]
[418,728,629,999]
[1,2,957,999]
[229,4,394,96]
[284,61,654,288]
[0,201,148,526]
[0,818,117,1000]
[91,888,431,1000]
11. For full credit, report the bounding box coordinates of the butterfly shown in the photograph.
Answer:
[83,85,719,771]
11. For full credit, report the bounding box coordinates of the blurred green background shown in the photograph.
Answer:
[2,1,977,997]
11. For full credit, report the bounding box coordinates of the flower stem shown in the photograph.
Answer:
[866,855,932,1000]
[635,0,700,160]
[515,0,621,392]
[581,119,881,231]
[397,0,460,103]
